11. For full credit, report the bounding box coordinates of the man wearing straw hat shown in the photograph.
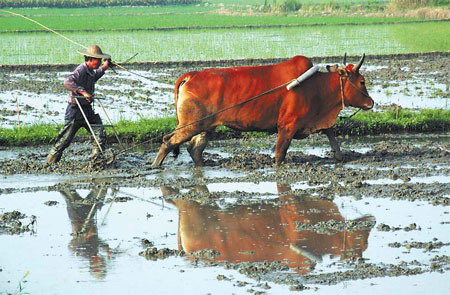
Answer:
[47,45,111,164]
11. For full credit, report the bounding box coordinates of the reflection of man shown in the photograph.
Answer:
[164,183,375,274]
[60,187,112,279]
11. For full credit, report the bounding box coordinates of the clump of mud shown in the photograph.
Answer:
[139,247,185,260]
[139,246,221,261]
[219,153,274,170]
[388,240,450,251]
[0,146,151,176]
[191,249,221,259]
[295,216,376,235]
[377,223,420,232]
[0,210,36,234]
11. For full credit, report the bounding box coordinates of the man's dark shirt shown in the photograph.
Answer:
[63,62,105,121]
[64,62,105,103]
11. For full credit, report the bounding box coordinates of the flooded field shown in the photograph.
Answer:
[1,132,450,294]
[1,53,450,294]
[1,53,449,128]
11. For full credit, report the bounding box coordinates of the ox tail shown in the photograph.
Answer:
[171,75,191,158]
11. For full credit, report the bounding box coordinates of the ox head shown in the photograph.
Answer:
[327,54,374,110]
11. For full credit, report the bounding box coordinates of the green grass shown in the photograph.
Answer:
[336,108,450,135]
[113,116,177,142]
[0,0,201,9]
[0,123,61,146]
[389,21,450,51]
[1,4,448,65]
[191,0,389,5]
[0,11,420,32]
[2,109,450,146]
[0,0,391,9]
[0,5,215,18]
[1,21,448,65]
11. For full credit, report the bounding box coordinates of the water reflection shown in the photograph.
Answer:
[163,183,375,274]
[60,187,113,279]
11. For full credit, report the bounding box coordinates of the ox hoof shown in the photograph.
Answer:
[149,158,162,169]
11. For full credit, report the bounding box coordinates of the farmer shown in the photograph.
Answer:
[46,45,111,164]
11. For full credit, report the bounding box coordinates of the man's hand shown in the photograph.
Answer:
[78,91,93,103]
[101,59,111,71]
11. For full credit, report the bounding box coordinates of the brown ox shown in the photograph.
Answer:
[152,55,374,167]
[163,184,375,273]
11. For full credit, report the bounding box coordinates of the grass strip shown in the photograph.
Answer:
[1,109,450,146]
[0,14,423,33]
[335,108,450,135]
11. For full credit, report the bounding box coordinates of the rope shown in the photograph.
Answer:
[340,77,345,110]
[0,10,152,81]
[337,72,371,123]
[74,97,104,153]
[96,98,125,149]
[115,71,369,157]
[2,8,369,157]
[114,80,292,156]
[1,10,87,49]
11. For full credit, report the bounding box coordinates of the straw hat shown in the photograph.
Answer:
[77,45,111,59]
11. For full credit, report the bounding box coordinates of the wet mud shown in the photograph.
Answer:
[1,53,450,293]
[0,210,36,235]
[1,52,449,128]
[1,131,450,292]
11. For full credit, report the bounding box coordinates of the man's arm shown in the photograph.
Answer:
[64,66,92,102]
[94,59,111,82]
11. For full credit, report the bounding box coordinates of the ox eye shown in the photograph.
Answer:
[360,80,365,85]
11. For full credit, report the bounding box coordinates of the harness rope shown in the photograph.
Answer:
[115,72,368,157]
[114,81,293,156]
[1,10,369,159]
[340,77,346,110]
[337,73,371,127]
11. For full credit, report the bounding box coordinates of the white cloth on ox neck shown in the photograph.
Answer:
[286,65,320,91]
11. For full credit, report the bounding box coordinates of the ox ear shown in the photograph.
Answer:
[326,64,339,72]
[354,53,366,73]
[337,68,348,77]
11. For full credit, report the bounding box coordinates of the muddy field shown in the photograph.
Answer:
[1,53,450,294]
[1,53,449,128]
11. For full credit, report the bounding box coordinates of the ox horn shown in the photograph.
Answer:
[354,53,366,72]
[343,52,347,65]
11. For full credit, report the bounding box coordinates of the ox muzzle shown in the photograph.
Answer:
[361,97,375,110]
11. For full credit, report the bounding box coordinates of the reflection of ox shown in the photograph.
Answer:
[153,55,374,167]
[162,184,375,274]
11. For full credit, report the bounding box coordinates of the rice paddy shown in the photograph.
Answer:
[1,1,449,65]
[1,21,449,65]
[0,14,421,32]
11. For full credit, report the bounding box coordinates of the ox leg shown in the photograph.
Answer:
[186,132,209,167]
[324,128,343,161]
[152,127,206,167]
[275,128,296,165]
[152,133,176,167]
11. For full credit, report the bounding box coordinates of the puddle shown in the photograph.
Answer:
[2,176,450,294]
[1,187,289,294]
[365,174,450,185]
[0,174,70,189]
[1,134,450,294]
[2,54,450,129]
[370,81,449,109]
[0,70,173,128]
